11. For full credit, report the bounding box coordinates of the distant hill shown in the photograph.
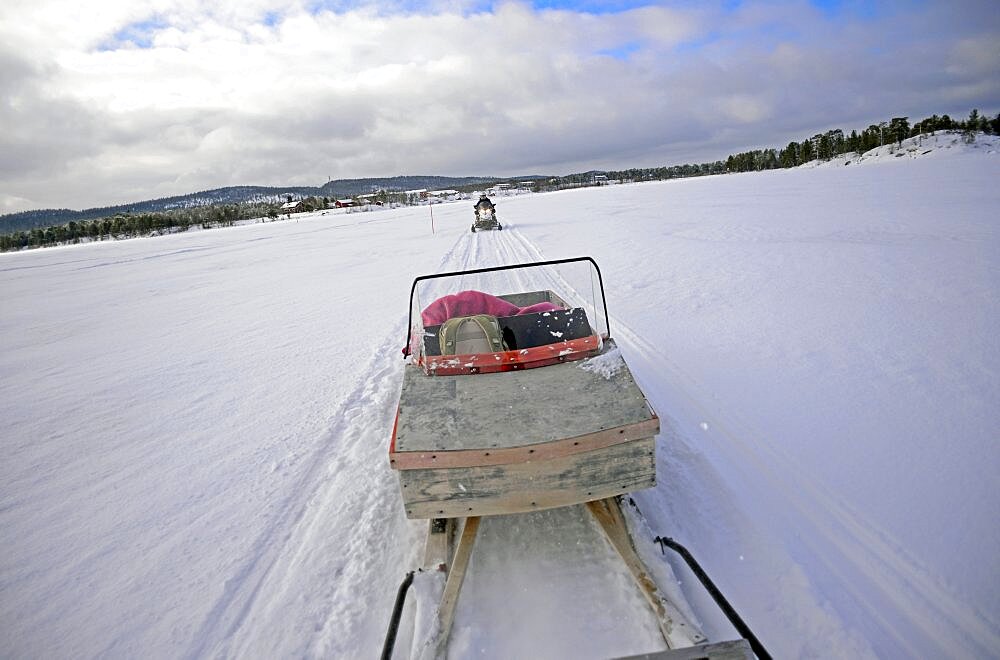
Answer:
[0,175,540,234]
[0,186,313,234]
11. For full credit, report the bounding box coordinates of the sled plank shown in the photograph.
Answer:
[390,415,659,470]
[587,498,706,648]
[618,639,753,659]
[400,438,655,519]
[436,516,480,655]
[422,518,453,571]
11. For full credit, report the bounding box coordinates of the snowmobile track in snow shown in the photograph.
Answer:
[189,227,519,658]
[185,330,412,657]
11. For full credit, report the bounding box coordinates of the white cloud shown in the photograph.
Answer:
[0,0,998,212]
[721,93,773,123]
[949,35,1000,78]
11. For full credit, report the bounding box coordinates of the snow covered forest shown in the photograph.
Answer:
[1,134,998,658]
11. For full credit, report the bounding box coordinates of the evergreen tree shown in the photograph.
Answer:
[779,141,799,167]
[800,138,815,163]
[847,130,860,154]
[964,109,979,143]
[888,117,910,146]
[817,134,831,160]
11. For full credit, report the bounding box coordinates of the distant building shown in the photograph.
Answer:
[281,200,305,213]
[428,189,459,201]
[335,199,355,208]
[357,193,384,206]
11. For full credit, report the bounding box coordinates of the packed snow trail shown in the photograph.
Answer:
[189,330,411,658]
[194,215,494,657]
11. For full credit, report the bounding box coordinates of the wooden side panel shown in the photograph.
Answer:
[391,415,658,470]
[399,438,656,519]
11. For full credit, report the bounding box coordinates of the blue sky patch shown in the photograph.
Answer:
[99,18,168,51]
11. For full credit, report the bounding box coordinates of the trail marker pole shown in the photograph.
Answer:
[430,201,435,234]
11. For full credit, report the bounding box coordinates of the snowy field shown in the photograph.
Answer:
[2,134,998,659]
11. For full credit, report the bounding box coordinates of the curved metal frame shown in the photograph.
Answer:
[403,256,610,357]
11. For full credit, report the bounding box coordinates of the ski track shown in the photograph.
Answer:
[184,328,407,659]
[190,219,497,658]
[278,329,412,658]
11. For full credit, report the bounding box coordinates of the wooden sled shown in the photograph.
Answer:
[385,258,761,660]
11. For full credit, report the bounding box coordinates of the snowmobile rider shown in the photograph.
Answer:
[474,194,495,212]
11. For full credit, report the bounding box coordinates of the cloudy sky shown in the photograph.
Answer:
[1,0,998,213]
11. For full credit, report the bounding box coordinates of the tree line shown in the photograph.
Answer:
[724,109,999,173]
[602,161,728,183]
[0,199,317,252]
[0,192,426,251]
[0,185,321,234]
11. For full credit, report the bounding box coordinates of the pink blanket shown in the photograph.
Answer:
[421,290,561,326]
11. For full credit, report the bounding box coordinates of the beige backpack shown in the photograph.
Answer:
[438,315,506,355]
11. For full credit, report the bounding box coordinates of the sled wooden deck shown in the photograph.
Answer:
[389,340,659,519]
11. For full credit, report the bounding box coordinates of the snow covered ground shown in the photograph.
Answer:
[2,133,998,659]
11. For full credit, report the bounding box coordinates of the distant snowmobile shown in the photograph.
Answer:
[471,194,502,232]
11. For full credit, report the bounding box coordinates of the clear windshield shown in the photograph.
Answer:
[406,257,609,361]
